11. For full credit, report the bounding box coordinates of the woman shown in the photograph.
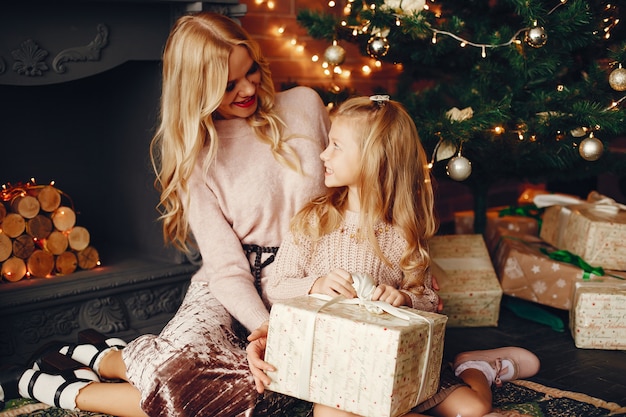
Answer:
[2,11,329,417]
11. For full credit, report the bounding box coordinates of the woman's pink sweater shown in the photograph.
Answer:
[184,86,329,332]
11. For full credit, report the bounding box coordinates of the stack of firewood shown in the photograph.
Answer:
[0,182,99,282]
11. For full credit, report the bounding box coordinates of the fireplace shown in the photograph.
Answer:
[0,0,245,365]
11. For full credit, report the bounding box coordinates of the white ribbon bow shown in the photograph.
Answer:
[534,191,626,216]
[310,272,424,321]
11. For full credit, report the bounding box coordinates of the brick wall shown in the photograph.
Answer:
[239,0,401,95]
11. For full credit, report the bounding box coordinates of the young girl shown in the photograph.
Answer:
[254,95,540,417]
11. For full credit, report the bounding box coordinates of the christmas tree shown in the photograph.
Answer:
[297,0,626,233]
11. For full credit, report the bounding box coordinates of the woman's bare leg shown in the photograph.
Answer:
[97,349,129,380]
[75,382,147,417]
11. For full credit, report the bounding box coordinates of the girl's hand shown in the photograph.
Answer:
[246,321,275,393]
[431,273,444,312]
[372,284,409,307]
[310,268,357,299]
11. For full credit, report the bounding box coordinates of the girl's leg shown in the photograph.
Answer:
[313,403,359,417]
[428,377,491,417]
[428,347,540,417]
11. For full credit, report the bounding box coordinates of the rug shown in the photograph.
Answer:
[2,380,626,417]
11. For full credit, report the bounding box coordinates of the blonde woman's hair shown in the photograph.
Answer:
[150,12,300,253]
[292,96,437,288]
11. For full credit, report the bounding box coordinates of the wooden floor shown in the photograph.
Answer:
[443,295,626,406]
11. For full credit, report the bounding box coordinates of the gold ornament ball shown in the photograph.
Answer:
[578,136,604,161]
[609,67,626,92]
[525,26,548,48]
[324,44,346,66]
[366,36,390,59]
[446,156,472,181]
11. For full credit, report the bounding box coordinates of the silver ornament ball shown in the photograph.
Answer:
[324,43,346,66]
[446,156,472,181]
[366,36,390,59]
[609,67,626,92]
[578,136,604,161]
[525,26,548,48]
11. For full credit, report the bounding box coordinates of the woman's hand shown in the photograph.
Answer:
[310,268,357,299]
[246,321,275,393]
[372,284,409,307]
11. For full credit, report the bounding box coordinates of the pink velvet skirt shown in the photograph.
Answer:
[121,281,302,417]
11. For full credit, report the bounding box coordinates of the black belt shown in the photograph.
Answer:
[242,244,279,295]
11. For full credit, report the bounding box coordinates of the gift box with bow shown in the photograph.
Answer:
[537,191,626,271]
[264,287,447,417]
[492,228,625,310]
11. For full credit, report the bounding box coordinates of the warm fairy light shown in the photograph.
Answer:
[324,68,331,76]
[312,55,319,62]
[333,66,342,74]
[374,60,382,68]
[267,0,275,9]
[494,126,505,134]
[431,34,437,44]
[362,65,372,74]
[295,44,304,53]
[481,46,487,58]
[341,20,348,27]
[460,42,466,47]
[370,3,375,9]
[328,0,335,6]
[277,26,285,35]
[254,0,263,4]
[322,62,329,69]
[290,37,297,46]
[518,133,525,140]
[340,70,351,79]
[557,85,564,92]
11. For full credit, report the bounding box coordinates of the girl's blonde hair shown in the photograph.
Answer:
[150,12,300,253]
[292,96,437,286]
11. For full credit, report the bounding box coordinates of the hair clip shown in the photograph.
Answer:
[370,95,390,104]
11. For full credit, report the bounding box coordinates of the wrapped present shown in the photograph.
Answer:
[492,229,625,310]
[570,281,626,350]
[537,191,626,271]
[454,206,540,237]
[429,234,502,327]
[264,295,447,417]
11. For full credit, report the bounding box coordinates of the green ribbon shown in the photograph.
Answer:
[539,248,605,280]
[498,204,543,231]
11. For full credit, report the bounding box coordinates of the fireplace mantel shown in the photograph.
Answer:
[1,0,247,86]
